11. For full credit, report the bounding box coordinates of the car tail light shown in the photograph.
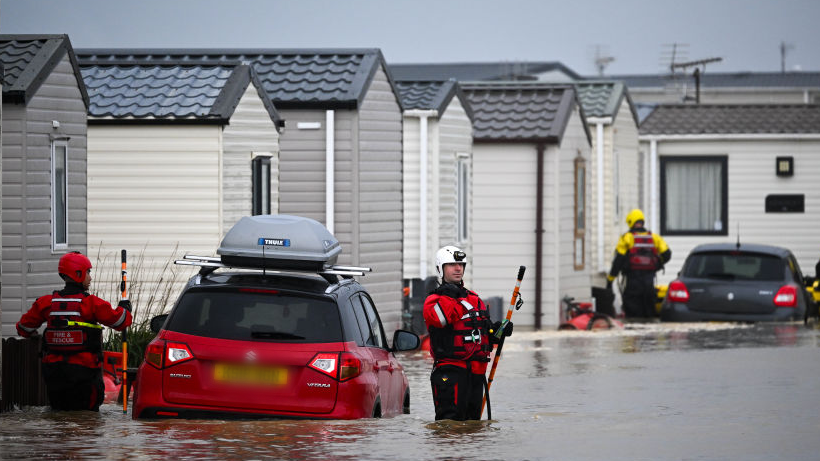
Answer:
[338,353,362,381]
[773,285,797,307]
[668,280,690,303]
[309,353,338,378]
[166,342,194,366]
[308,352,362,381]
[145,341,165,369]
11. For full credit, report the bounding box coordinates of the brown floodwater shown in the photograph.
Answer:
[2,322,819,460]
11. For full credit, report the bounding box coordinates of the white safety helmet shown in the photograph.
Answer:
[435,245,467,276]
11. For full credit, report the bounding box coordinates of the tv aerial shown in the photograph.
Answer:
[670,56,723,103]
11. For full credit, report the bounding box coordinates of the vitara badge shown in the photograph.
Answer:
[258,238,291,247]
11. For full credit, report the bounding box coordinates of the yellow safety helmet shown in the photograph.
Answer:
[626,209,645,228]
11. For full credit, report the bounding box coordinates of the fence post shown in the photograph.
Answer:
[1,337,48,412]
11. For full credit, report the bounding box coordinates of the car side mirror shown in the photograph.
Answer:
[150,314,168,334]
[391,329,420,352]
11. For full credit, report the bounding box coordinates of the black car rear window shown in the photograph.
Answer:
[165,289,343,342]
[683,252,785,281]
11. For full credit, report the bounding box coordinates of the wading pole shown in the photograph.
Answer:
[121,249,128,414]
[482,265,525,419]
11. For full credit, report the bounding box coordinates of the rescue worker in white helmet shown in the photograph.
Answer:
[422,245,512,420]
[607,209,671,318]
[16,251,133,411]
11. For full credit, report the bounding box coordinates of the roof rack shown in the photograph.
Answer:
[175,254,372,278]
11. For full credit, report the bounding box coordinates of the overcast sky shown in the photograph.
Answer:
[2,0,818,76]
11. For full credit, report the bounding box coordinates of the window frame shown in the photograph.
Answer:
[51,140,69,251]
[252,155,271,215]
[573,155,586,270]
[660,155,728,236]
[456,153,470,243]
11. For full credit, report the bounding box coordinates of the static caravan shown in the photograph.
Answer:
[574,81,641,288]
[0,34,89,339]
[639,104,820,285]
[394,80,474,281]
[80,49,405,332]
[78,59,282,310]
[461,82,593,329]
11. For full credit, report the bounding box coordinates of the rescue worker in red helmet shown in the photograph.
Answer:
[607,209,671,318]
[423,245,512,420]
[15,251,132,411]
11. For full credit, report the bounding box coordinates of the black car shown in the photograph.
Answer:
[661,243,816,322]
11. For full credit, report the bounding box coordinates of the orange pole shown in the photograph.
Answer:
[481,266,525,418]
[121,249,128,414]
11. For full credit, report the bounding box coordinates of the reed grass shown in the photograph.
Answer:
[92,244,189,367]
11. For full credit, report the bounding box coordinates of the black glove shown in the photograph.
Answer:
[606,280,613,291]
[117,300,132,312]
[436,282,468,299]
[490,320,513,342]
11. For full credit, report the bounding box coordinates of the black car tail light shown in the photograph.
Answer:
[668,280,690,303]
[773,285,797,307]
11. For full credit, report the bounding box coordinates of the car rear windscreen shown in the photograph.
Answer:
[682,252,785,281]
[165,289,343,342]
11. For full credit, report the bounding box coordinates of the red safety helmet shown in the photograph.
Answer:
[58,251,92,284]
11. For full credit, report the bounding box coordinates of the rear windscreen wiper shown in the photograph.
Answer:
[705,272,736,279]
[250,329,305,340]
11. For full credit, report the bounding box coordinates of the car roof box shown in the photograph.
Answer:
[217,215,342,271]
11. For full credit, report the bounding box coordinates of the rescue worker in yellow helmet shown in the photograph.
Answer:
[607,209,671,318]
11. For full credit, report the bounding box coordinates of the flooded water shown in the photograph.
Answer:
[2,322,820,460]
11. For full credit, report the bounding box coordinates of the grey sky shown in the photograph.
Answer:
[2,0,818,75]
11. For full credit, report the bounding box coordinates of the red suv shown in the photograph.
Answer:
[131,215,420,419]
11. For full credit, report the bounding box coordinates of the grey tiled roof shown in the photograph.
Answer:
[639,104,820,135]
[608,72,820,89]
[77,48,397,110]
[394,79,473,120]
[79,61,281,126]
[574,81,637,124]
[461,82,589,143]
[0,34,89,106]
[391,61,582,82]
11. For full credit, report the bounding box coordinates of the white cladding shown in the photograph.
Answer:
[278,65,404,333]
[222,86,281,232]
[645,138,820,286]
[1,55,88,338]
[472,107,591,328]
[86,84,280,311]
[402,97,473,283]
[87,125,220,304]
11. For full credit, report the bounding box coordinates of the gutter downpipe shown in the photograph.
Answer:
[535,143,545,330]
[650,139,658,232]
[419,114,429,279]
[406,109,438,279]
[326,110,335,234]
[595,121,605,272]
[587,117,611,273]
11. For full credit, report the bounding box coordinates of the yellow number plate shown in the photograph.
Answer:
[213,364,287,386]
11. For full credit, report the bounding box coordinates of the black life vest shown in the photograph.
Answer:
[429,291,493,363]
[43,292,102,355]
[628,231,660,271]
